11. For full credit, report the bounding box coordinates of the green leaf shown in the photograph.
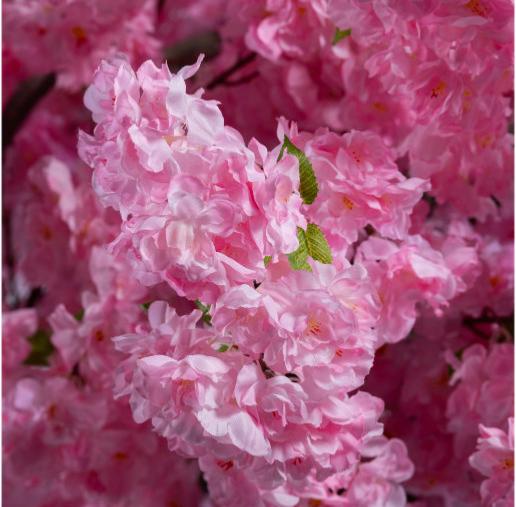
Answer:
[278,136,318,205]
[333,28,351,45]
[217,344,230,352]
[264,256,272,267]
[288,227,312,271]
[74,308,85,322]
[288,225,333,271]
[195,300,212,326]
[24,329,55,366]
[305,224,333,264]
[140,302,151,311]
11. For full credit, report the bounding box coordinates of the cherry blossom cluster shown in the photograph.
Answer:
[3,0,159,94]
[2,1,513,506]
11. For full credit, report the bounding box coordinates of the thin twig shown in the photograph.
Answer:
[463,320,492,340]
[165,31,221,72]
[2,209,19,309]
[2,73,56,155]
[157,0,166,16]
[3,73,55,307]
[224,71,260,87]
[205,53,257,90]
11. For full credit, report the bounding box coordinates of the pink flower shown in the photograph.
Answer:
[213,262,379,391]
[3,373,204,507]
[277,123,428,249]
[4,0,160,90]
[48,247,149,388]
[80,57,307,303]
[447,343,514,455]
[227,0,333,62]
[469,418,514,507]
[2,309,37,375]
[338,438,414,507]
[114,294,386,495]
[249,138,307,254]
[356,235,458,345]
[9,157,117,315]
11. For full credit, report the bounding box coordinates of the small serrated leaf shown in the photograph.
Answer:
[279,136,318,205]
[305,223,333,264]
[24,329,55,366]
[288,227,312,271]
[333,28,351,45]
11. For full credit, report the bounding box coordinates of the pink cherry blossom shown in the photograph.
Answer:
[469,418,514,507]
[2,2,514,505]
[2,309,37,375]
[4,0,160,90]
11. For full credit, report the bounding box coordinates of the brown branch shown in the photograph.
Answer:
[205,53,257,90]
[3,73,56,154]
[224,71,260,87]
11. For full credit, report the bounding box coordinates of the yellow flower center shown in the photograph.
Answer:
[305,316,322,336]
[465,0,488,17]
[71,26,87,45]
[342,195,354,210]
[489,275,501,288]
[476,134,493,149]
[94,330,105,342]
[372,101,388,113]
[40,225,53,240]
[47,404,57,419]
[431,81,446,98]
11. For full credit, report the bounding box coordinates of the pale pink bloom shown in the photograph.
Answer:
[249,138,306,254]
[3,0,160,90]
[356,235,458,345]
[213,263,378,391]
[341,438,414,507]
[428,0,514,78]
[416,217,481,297]
[469,418,514,507]
[80,57,307,303]
[455,237,514,318]
[226,0,333,62]
[276,123,428,249]
[198,454,300,507]
[156,0,226,48]
[3,373,203,507]
[447,343,514,456]
[2,309,37,374]
[114,296,386,494]
[113,300,211,360]
[364,331,484,506]
[9,157,117,315]
[4,89,91,210]
[49,247,149,388]
[4,1,515,504]
[11,159,88,314]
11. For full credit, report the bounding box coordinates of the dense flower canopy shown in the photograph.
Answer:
[2,1,514,506]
